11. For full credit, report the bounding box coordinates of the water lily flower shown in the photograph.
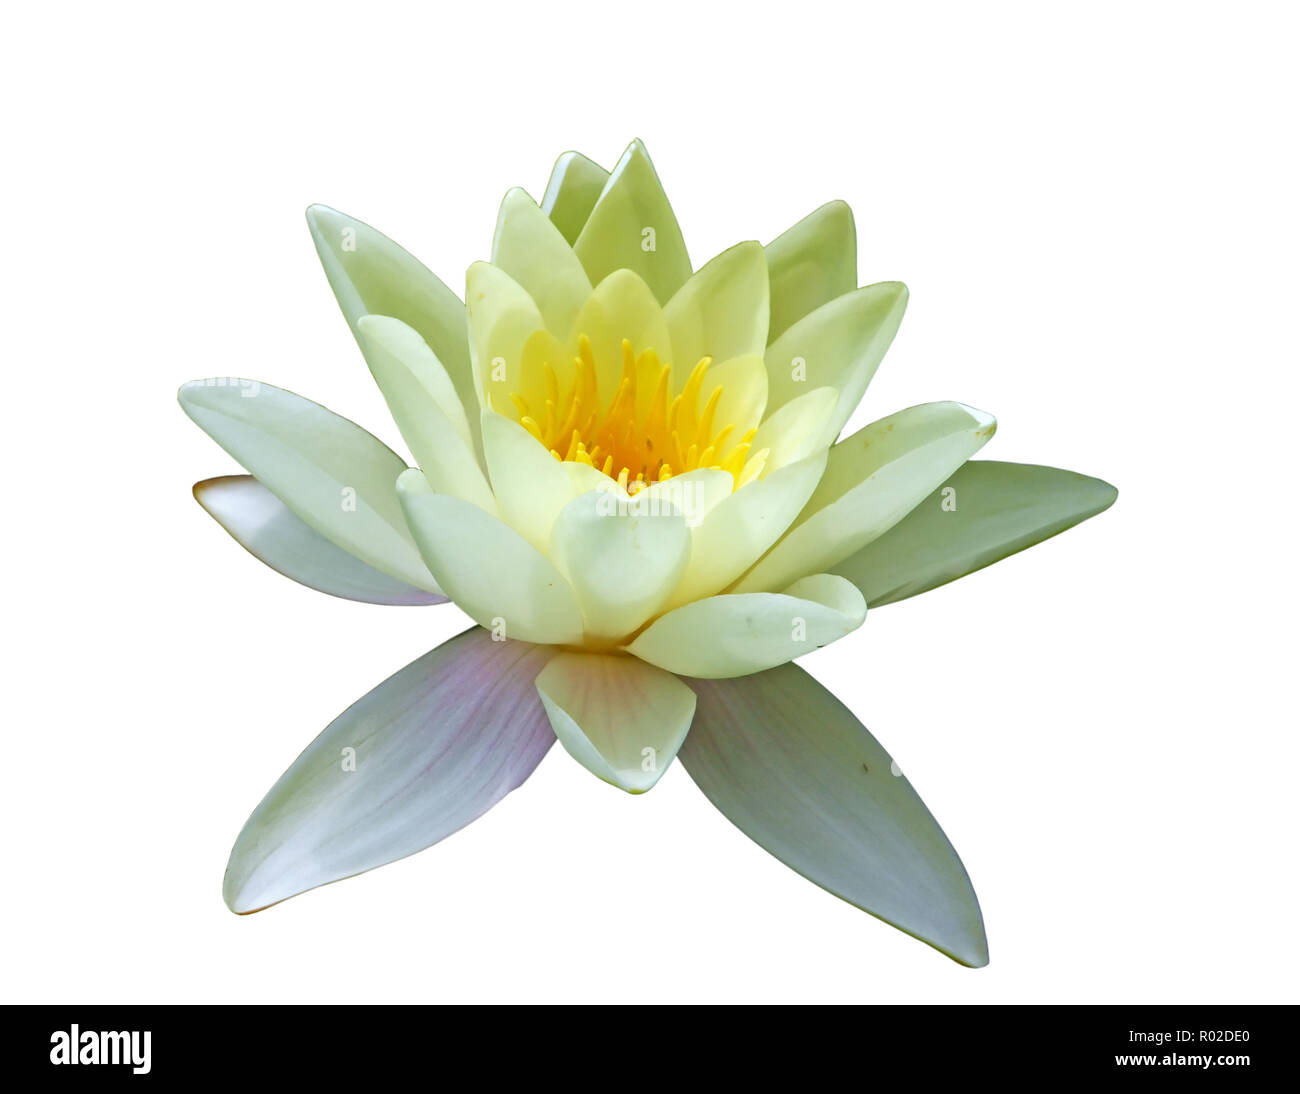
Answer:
[180,140,1115,966]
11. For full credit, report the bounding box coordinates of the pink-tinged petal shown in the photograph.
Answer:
[194,476,446,606]
[224,627,556,913]
[681,664,988,967]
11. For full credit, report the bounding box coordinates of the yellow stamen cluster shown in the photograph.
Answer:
[511,336,761,493]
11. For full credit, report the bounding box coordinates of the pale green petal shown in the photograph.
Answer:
[549,489,690,640]
[574,139,692,304]
[535,652,696,793]
[765,281,909,446]
[491,187,592,337]
[643,468,734,529]
[355,316,496,514]
[561,459,628,498]
[225,627,555,912]
[541,150,609,245]
[465,260,546,417]
[356,315,473,449]
[832,460,1118,606]
[750,386,838,473]
[194,475,446,605]
[306,205,480,457]
[627,573,866,679]
[396,470,584,645]
[666,452,827,609]
[681,664,988,966]
[664,241,770,369]
[480,411,582,553]
[735,402,996,593]
[765,200,858,343]
[178,379,437,591]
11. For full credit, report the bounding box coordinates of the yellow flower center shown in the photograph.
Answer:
[508,335,763,492]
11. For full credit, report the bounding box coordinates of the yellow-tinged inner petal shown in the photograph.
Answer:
[508,334,766,492]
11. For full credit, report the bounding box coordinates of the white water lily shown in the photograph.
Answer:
[181,140,1115,965]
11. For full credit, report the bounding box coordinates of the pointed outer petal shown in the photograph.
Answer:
[541,150,609,245]
[355,317,497,514]
[193,476,446,606]
[573,139,692,305]
[567,269,673,416]
[643,468,733,529]
[764,281,909,446]
[749,386,839,473]
[764,200,858,343]
[549,489,691,641]
[535,652,696,793]
[178,379,438,592]
[465,260,548,417]
[664,241,770,369]
[396,470,584,645]
[480,411,586,553]
[627,574,865,679]
[833,460,1118,607]
[734,402,997,594]
[666,451,828,610]
[700,354,769,438]
[679,664,988,966]
[224,627,556,913]
[491,187,593,337]
[306,205,480,458]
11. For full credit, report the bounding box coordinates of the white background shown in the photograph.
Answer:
[4,2,1296,1003]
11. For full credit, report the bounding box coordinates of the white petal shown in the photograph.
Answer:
[627,573,866,679]
[664,241,769,368]
[194,475,445,605]
[680,663,988,966]
[306,204,479,457]
[535,652,696,793]
[178,379,437,591]
[764,281,908,445]
[397,470,584,645]
[549,489,690,640]
[491,187,592,337]
[355,316,496,513]
[665,452,827,609]
[735,402,997,593]
[224,627,555,912]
